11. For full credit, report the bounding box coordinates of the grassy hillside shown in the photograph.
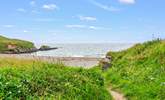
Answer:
[0,35,35,53]
[104,39,165,100]
[0,58,111,100]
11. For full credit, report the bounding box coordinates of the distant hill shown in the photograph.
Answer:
[0,35,36,53]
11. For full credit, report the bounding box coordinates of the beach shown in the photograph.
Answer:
[0,43,134,68]
[0,54,102,68]
[0,43,133,68]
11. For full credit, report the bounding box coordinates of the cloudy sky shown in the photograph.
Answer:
[0,0,165,43]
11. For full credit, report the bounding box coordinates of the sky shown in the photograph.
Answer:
[0,0,165,43]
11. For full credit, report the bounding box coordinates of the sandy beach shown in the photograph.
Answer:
[0,54,102,68]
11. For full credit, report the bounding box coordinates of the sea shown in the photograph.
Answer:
[32,43,134,58]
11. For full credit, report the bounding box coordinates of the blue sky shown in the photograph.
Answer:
[0,0,165,43]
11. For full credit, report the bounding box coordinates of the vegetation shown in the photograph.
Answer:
[0,58,111,100]
[103,39,165,100]
[39,45,58,51]
[0,35,35,53]
[1,35,164,99]
[40,45,50,49]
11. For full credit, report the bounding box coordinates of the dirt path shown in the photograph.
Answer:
[108,87,126,100]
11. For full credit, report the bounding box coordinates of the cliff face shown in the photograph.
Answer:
[0,35,37,54]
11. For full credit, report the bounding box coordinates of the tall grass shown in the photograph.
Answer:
[0,58,111,100]
[104,39,165,100]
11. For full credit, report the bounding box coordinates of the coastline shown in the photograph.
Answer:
[0,54,102,68]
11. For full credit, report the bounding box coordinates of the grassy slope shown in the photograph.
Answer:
[0,58,111,100]
[104,39,165,100]
[0,35,35,52]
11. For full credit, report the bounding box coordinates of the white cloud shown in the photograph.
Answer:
[30,1,36,6]
[42,4,59,11]
[119,0,135,4]
[90,0,120,12]
[17,8,26,12]
[89,26,110,30]
[66,24,107,30]
[23,30,29,33]
[78,16,97,21]
[89,26,99,30]
[3,25,14,28]
[66,25,86,28]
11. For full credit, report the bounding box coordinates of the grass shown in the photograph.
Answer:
[1,35,164,99]
[0,58,111,100]
[0,35,35,52]
[103,39,165,100]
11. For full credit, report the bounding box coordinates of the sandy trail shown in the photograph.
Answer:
[108,87,126,100]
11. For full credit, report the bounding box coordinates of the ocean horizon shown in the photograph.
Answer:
[32,43,134,58]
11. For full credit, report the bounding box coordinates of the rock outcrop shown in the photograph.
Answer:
[100,55,112,71]
[3,47,38,54]
[0,35,58,54]
[39,45,58,51]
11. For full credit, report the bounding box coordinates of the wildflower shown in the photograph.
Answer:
[5,82,9,85]
[150,77,155,80]
[18,90,21,93]
[65,82,70,86]
[161,82,165,86]
[74,75,78,77]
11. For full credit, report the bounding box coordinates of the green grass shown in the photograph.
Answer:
[0,58,111,100]
[0,35,35,52]
[2,35,164,99]
[103,39,165,100]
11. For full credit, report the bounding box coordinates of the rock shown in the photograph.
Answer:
[39,45,58,51]
[4,47,38,54]
[2,44,58,54]
[100,56,112,71]
[106,55,112,61]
